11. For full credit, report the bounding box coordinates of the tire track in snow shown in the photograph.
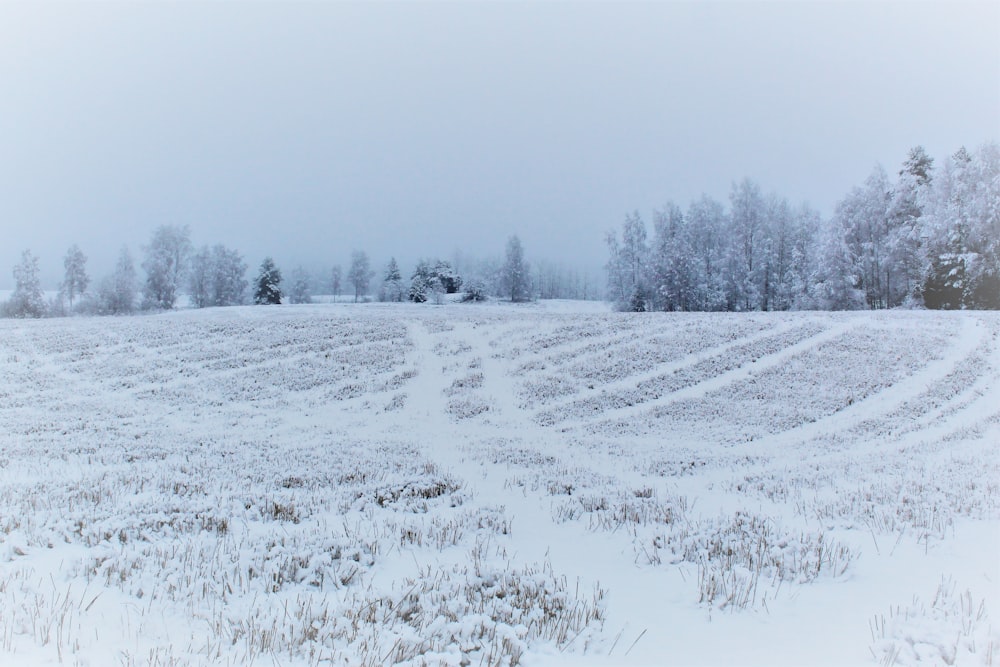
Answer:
[574,318,855,433]
[774,314,1000,464]
[719,314,992,467]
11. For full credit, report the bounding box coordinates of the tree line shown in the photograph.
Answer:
[606,143,999,311]
[2,230,538,318]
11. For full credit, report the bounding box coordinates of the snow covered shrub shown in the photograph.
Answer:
[649,512,855,610]
[870,577,999,666]
[462,277,489,302]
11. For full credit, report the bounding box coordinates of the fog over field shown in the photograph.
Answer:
[1,302,997,665]
[1,2,998,286]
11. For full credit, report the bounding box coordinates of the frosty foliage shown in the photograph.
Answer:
[5,250,46,318]
[288,266,312,305]
[409,259,461,304]
[141,224,192,311]
[189,244,248,308]
[253,256,282,305]
[607,143,1000,311]
[60,244,89,311]
[87,246,139,315]
[500,235,531,302]
[379,257,406,302]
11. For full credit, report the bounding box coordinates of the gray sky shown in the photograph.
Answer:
[2,1,998,289]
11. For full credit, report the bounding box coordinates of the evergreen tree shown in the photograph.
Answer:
[409,260,436,303]
[254,257,283,305]
[921,143,1000,308]
[432,260,462,293]
[60,244,89,310]
[887,146,934,306]
[501,235,531,302]
[379,257,405,302]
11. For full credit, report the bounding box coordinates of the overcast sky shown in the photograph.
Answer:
[1,1,998,289]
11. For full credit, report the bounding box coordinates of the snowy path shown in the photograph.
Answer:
[387,320,688,663]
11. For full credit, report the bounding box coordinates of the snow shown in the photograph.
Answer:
[0,302,997,666]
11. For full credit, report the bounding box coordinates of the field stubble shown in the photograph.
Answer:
[0,305,997,666]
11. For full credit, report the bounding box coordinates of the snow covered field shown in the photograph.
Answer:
[0,302,997,666]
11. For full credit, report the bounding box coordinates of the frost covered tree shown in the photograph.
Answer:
[887,146,934,306]
[379,257,405,302]
[727,179,767,311]
[188,246,214,308]
[650,202,695,311]
[684,195,729,311]
[500,235,531,302]
[253,257,283,305]
[289,267,312,304]
[408,259,461,303]
[7,250,46,318]
[921,143,1000,308]
[189,245,248,308]
[330,265,342,302]
[813,214,866,310]
[432,260,462,294]
[825,165,894,309]
[210,246,248,306]
[60,244,89,310]
[603,143,998,312]
[94,246,138,315]
[347,251,374,302]
[606,212,649,310]
[142,224,192,310]
[461,276,489,302]
[409,260,437,303]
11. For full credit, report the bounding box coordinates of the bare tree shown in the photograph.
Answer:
[347,251,374,302]
[330,265,342,302]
